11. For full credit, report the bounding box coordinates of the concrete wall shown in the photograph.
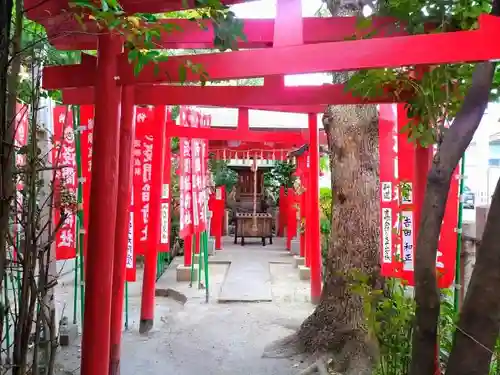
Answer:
[460,205,489,301]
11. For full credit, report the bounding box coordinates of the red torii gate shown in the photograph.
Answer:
[26,0,500,372]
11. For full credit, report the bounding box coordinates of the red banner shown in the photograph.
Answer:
[378,105,401,278]
[159,109,172,253]
[397,106,418,285]
[133,106,165,256]
[190,111,207,234]
[200,114,211,230]
[126,187,136,281]
[179,108,194,238]
[14,103,28,209]
[79,105,94,262]
[378,104,460,288]
[13,103,29,252]
[52,106,77,260]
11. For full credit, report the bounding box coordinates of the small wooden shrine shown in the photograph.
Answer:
[227,161,273,210]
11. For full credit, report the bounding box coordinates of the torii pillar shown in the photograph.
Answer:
[81,34,122,375]
[109,85,135,374]
[308,113,322,304]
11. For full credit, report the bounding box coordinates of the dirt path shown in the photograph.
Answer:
[55,238,314,375]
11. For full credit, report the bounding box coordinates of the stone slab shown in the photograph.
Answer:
[291,239,300,255]
[207,237,216,255]
[176,264,198,282]
[59,317,78,346]
[298,265,310,281]
[293,256,305,268]
[218,260,272,302]
[193,254,204,268]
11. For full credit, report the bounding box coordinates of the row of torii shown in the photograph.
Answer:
[28,0,500,372]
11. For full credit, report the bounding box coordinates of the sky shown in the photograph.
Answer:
[230,0,324,18]
[230,0,331,86]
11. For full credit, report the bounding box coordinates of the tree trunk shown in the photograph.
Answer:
[263,3,380,373]
[302,104,381,373]
[444,171,500,375]
[0,0,14,296]
[263,104,380,375]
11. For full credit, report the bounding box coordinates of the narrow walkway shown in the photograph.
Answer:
[54,237,314,375]
[218,257,272,302]
[216,237,291,302]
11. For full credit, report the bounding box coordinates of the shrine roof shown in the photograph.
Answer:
[227,163,274,170]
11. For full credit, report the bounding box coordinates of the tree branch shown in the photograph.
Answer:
[409,42,498,375]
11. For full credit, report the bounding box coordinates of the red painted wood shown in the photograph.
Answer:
[158,111,172,253]
[61,87,327,112]
[274,0,302,46]
[184,235,192,267]
[25,0,253,21]
[140,106,166,332]
[117,16,500,84]
[109,86,135,375]
[40,16,406,51]
[208,186,225,250]
[42,16,500,87]
[300,192,306,258]
[278,187,286,237]
[61,85,398,106]
[286,187,297,251]
[81,34,122,375]
[308,113,322,304]
[165,122,305,143]
[237,108,249,131]
[265,0,302,90]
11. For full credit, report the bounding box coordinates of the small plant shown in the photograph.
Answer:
[208,156,238,191]
[263,161,296,203]
[319,187,333,222]
[347,273,464,375]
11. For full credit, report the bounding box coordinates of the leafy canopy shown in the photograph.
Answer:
[346,0,498,147]
[69,0,246,80]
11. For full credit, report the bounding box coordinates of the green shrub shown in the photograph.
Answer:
[263,161,296,203]
[319,187,332,222]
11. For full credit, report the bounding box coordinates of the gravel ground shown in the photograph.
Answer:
[54,244,314,375]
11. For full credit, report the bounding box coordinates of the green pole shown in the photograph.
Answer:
[73,106,86,325]
[454,156,466,313]
[124,281,129,330]
[72,248,79,324]
[71,107,79,325]
[189,236,195,287]
[198,233,203,289]
[203,231,209,303]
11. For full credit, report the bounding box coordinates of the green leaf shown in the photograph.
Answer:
[356,16,372,31]
[128,49,139,63]
[178,64,187,82]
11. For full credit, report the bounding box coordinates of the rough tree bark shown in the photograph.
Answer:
[262,2,381,374]
[444,169,500,374]
[409,62,499,375]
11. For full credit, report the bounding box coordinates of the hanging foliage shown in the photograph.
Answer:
[263,160,296,203]
[208,156,238,191]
